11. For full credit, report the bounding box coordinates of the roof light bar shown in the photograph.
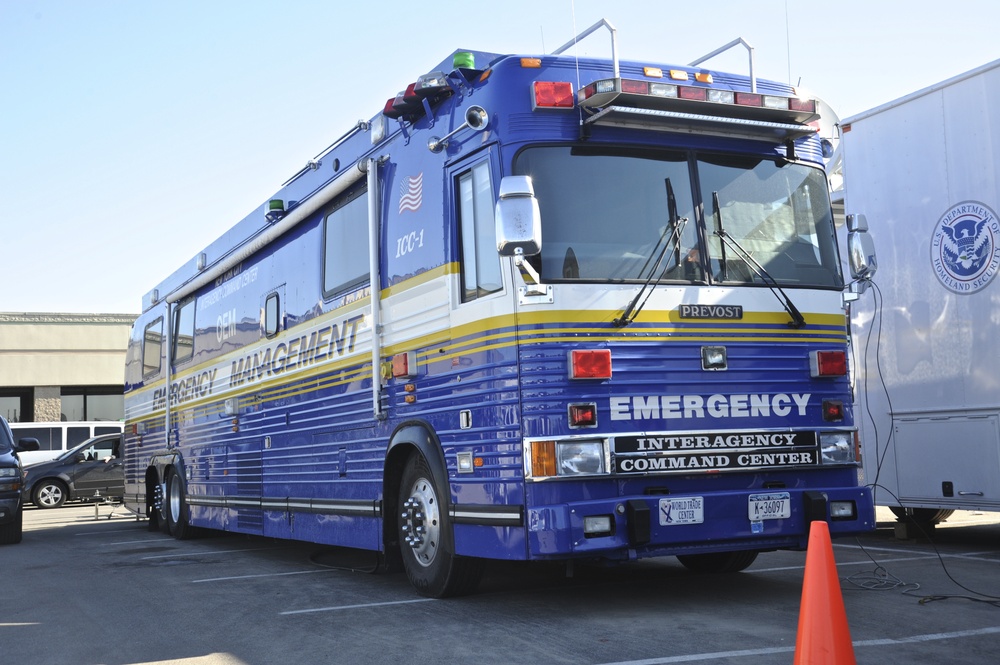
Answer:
[577,76,820,127]
[382,70,453,121]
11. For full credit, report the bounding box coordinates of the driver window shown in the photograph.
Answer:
[457,161,502,301]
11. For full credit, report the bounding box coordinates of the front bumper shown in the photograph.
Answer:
[526,485,874,560]
[0,496,22,525]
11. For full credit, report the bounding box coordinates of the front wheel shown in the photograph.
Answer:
[676,550,759,574]
[397,452,483,598]
[35,480,67,509]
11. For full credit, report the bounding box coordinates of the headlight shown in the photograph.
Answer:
[529,439,608,478]
[0,467,21,491]
[819,432,855,464]
[557,441,606,475]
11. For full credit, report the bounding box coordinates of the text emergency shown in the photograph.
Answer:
[610,393,810,421]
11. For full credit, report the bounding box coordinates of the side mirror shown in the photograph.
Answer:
[495,175,542,257]
[846,213,869,232]
[14,437,39,453]
[846,213,877,280]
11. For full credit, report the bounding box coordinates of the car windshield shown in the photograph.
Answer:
[0,425,11,453]
[513,145,842,288]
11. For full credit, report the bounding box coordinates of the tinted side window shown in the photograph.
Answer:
[143,318,163,377]
[13,427,60,451]
[323,184,369,298]
[67,427,91,447]
[173,299,195,364]
[264,292,280,338]
[458,161,502,301]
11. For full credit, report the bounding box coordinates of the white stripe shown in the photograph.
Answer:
[192,569,338,583]
[592,626,1000,665]
[280,598,434,615]
[140,547,281,560]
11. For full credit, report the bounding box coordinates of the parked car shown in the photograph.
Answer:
[22,433,123,509]
[0,415,40,544]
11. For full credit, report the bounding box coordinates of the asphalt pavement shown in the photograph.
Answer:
[2,503,998,664]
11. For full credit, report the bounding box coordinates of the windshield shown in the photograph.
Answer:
[0,422,12,453]
[513,146,842,289]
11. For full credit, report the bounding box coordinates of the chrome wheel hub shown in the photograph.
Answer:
[401,478,440,568]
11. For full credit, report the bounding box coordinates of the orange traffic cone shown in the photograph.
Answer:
[793,520,857,664]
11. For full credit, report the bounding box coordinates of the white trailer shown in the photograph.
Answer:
[842,59,1000,524]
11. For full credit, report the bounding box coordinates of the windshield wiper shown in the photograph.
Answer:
[711,191,806,329]
[613,178,688,327]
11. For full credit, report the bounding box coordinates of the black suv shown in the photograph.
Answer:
[0,415,40,544]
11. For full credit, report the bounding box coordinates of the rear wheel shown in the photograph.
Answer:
[677,550,759,574]
[35,480,68,509]
[0,509,23,545]
[165,469,194,539]
[889,507,955,526]
[397,452,483,598]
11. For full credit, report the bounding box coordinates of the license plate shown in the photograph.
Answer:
[659,496,704,526]
[749,492,791,521]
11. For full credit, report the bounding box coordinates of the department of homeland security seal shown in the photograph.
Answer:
[930,200,1000,294]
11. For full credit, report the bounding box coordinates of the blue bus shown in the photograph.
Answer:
[124,21,876,597]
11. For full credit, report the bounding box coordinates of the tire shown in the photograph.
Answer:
[398,452,483,598]
[0,509,23,545]
[676,550,759,574]
[889,507,955,526]
[34,480,68,509]
[147,478,163,532]
[164,469,194,539]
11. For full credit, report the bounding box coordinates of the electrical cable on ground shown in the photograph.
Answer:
[844,279,1000,608]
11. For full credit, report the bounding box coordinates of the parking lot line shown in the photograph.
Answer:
[73,527,140,536]
[192,569,339,583]
[140,546,285,560]
[108,538,171,545]
[280,598,435,616]
[593,626,1000,664]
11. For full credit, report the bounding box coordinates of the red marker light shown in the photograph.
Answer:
[533,81,574,108]
[568,403,598,428]
[811,350,847,377]
[570,349,612,379]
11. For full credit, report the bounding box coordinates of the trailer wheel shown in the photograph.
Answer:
[889,507,955,526]
[676,550,759,574]
[397,452,482,598]
[164,469,194,539]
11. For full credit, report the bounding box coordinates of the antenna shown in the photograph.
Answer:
[785,0,792,84]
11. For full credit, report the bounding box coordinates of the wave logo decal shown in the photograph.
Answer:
[930,200,1000,294]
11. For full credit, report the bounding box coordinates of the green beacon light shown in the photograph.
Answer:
[265,199,286,223]
[453,51,475,70]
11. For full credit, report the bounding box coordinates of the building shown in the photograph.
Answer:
[0,312,135,422]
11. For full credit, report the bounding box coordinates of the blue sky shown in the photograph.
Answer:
[3,0,998,313]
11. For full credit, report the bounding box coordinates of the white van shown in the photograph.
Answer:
[9,421,125,465]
